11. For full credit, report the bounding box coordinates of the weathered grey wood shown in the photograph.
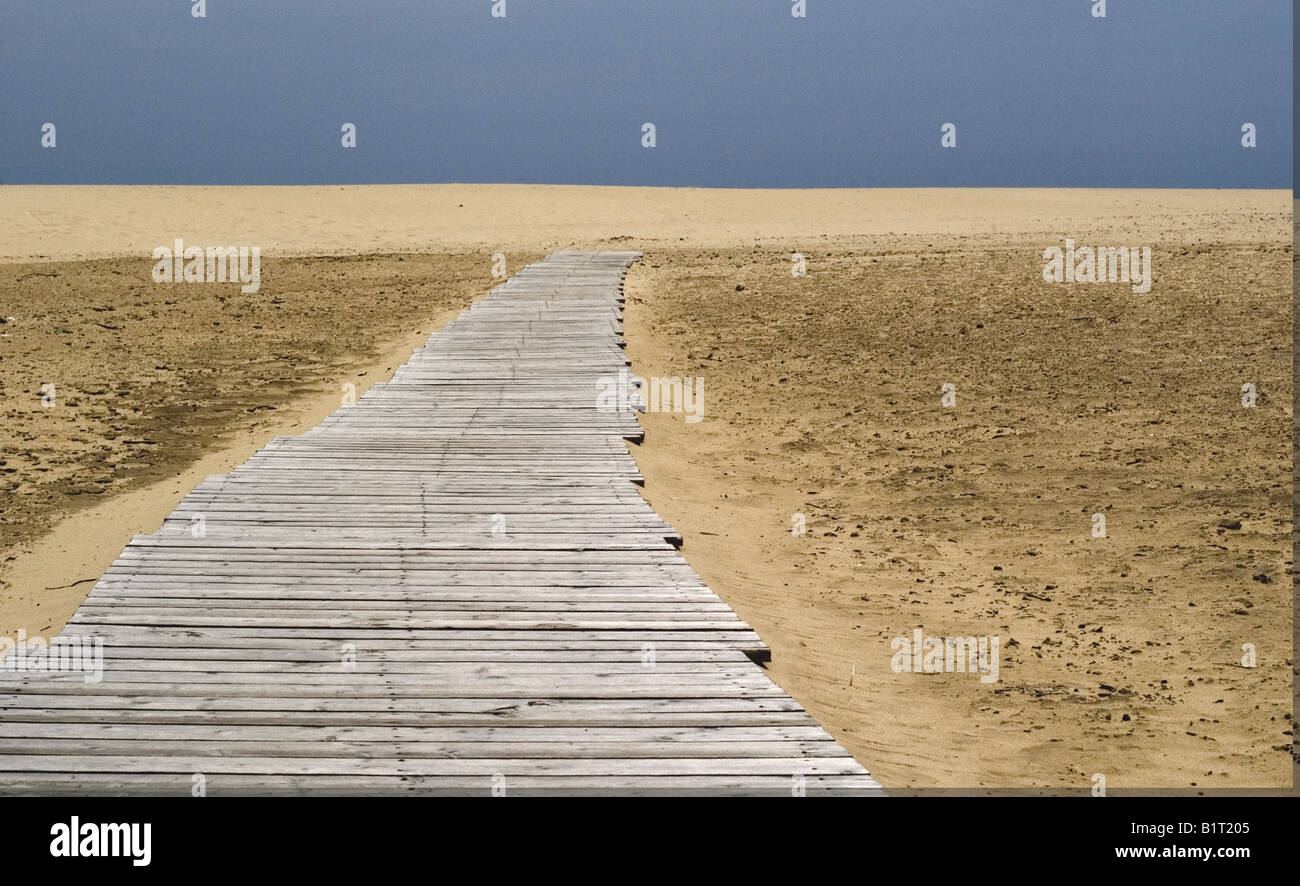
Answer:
[0,775,884,798]
[0,723,833,741]
[0,754,870,777]
[0,739,852,759]
[0,251,882,797]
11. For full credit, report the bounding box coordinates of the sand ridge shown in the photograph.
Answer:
[2,185,1289,263]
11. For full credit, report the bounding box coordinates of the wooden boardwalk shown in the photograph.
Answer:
[0,251,883,796]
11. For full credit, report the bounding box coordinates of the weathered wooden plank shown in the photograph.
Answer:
[0,251,882,796]
[0,774,884,797]
[0,754,870,777]
[0,723,833,742]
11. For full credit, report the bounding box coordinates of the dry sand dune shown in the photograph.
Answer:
[2,185,1287,261]
[0,185,1292,790]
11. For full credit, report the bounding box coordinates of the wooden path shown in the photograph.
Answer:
[0,251,883,796]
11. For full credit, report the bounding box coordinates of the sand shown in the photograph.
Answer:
[2,185,1286,262]
[0,185,1292,791]
[624,238,1292,790]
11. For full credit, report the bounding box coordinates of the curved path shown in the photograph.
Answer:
[0,251,883,796]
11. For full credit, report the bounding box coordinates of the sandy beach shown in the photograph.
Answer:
[0,185,1291,790]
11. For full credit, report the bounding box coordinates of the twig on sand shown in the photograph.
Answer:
[43,578,96,590]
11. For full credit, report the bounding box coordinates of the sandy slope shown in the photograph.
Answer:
[0,185,1291,790]
[624,236,1292,790]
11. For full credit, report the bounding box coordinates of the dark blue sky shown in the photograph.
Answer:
[0,0,1291,187]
